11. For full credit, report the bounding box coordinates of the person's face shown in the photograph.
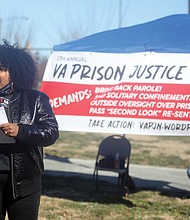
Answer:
[0,68,10,89]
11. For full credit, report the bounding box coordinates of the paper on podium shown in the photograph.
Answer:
[0,106,15,143]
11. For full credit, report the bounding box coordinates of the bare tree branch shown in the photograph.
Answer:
[0,12,35,48]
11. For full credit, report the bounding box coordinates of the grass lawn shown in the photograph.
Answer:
[38,131,190,220]
[40,175,190,220]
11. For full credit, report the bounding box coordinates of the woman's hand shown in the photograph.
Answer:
[0,123,19,137]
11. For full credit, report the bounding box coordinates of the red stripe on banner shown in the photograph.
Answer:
[40,81,190,121]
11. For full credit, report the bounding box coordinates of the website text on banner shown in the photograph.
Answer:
[41,51,190,136]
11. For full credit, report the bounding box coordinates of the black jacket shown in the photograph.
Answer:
[6,89,59,199]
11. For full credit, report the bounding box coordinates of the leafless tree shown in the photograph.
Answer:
[33,53,48,90]
[0,13,35,48]
[46,1,120,45]
[0,11,49,89]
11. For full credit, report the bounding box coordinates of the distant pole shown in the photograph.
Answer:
[0,18,2,42]
[118,0,122,28]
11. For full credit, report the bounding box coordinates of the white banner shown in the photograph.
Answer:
[41,51,190,136]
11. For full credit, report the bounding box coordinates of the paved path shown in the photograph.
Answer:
[44,156,190,193]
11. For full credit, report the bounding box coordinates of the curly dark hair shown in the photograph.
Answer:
[0,40,36,91]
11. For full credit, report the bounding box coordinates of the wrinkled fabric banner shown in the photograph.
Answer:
[41,51,190,136]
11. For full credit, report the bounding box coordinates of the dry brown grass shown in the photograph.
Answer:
[33,132,190,219]
[38,175,190,220]
[45,132,190,168]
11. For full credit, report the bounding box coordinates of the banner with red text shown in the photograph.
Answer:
[41,51,190,136]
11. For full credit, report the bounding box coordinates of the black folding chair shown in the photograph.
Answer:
[93,135,131,195]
